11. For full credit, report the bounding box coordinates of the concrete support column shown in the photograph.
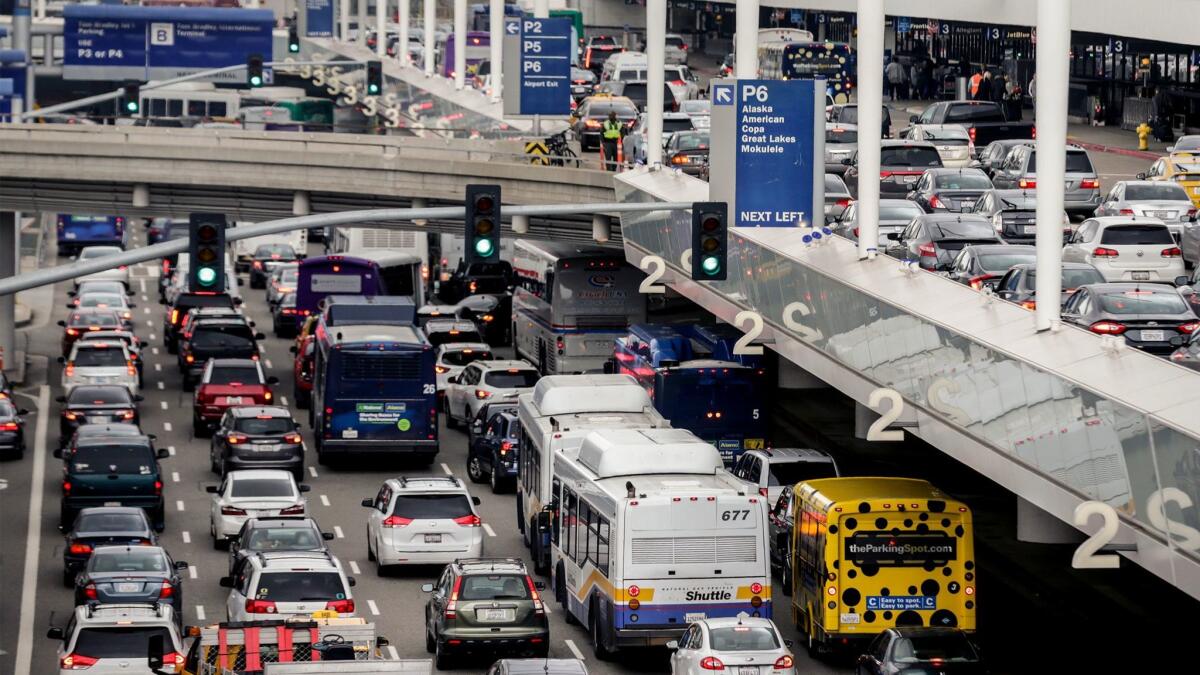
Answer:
[412,197,428,225]
[1017,497,1081,544]
[855,0,884,260]
[376,0,388,57]
[453,0,467,89]
[357,0,367,47]
[592,215,611,243]
[293,191,311,216]
[14,0,33,108]
[533,0,548,18]
[132,184,150,209]
[0,213,17,376]
[399,0,411,64]
[488,0,503,101]
[1034,0,1070,332]
[340,0,351,41]
[645,0,666,167]
[733,0,758,79]
[512,214,530,234]
[423,0,436,76]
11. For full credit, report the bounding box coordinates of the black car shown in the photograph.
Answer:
[209,405,304,478]
[768,485,796,596]
[73,545,188,623]
[884,214,1002,271]
[1169,330,1200,371]
[248,244,299,289]
[227,516,334,576]
[456,293,512,345]
[858,627,986,674]
[844,140,943,199]
[273,292,299,338]
[466,407,521,493]
[164,291,238,353]
[946,244,1037,292]
[1062,284,1199,356]
[57,432,168,531]
[57,385,142,446]
[61,506,157,586]
[994,262,1107,310]
[178,317,263,390]
[909,168,993,214]
[0,398,29,458]
[439,261,513,305]
[970,189,1070,244]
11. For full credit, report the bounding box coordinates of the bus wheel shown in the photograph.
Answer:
[781,565,793,596]
[590,601,613,661]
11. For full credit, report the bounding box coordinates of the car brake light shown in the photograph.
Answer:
[159,580,174,598]
[1093,247,1120,258]
[84,583,97,600]
[284,433,303,444]
[154,480,163,495]
[280,504,305,515]
[526,575,545,615]
[454,514,482,527]
[1020,300,1037,310]
[969,274,994,290]
[65,363,75,377]
[1178,321,1199,334]
[1118,208,1134,215]
[1018,178,1036,189]
[835,198,851,209]
[0,422,18,431]
[445,575,463,618]
[246,599,277,614]
[773,655,794,669]
[700,657,725,670]
[474,389,492,400]
[170,309,179,325]
[967,127,977,143]
[66,328,80,337]
[382,515,412,528]
[221,506,247,516]
[918,242,937,258]
[929,195,944,209]
[185,354,195,364]
[165,653,184,668]
[1090,321,1126,335]
[69,542,91,554]
[326,599,354,613]
[127,362,137,376]
[435,365,449,374]
[227,434,247,444]
[1162,247,1182,257]
[61,653,99,669]
[253,261,263,269]
[500,440,513,455]
[1081,179,1100,189]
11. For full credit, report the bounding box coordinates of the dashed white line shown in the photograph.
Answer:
[367,599,380,616]
[386,646,399,660]
[149,333,156,341]
[143,307,151,314]
[281,396,289,406]
[154,363,161,372]
[156,382,164,390]
[483,523,496,537]
[265,359,273,369]
[146,320,153,328]
[307,466,318,478]
[565,639,584,660]
[138,279,147,293]
[320,494,330,507]
[181,531,191,544]
[163,422,172,432]
[195,605,206,621]
[188,565,197,580]
[160,401,168,410]
[334,525,345,538]
[141,295,148,302]
[441,463,453,476]
[151,347,159,355]
[167,445,176,456]
[349,560,361,575]
[175,500,185,512]
[171,471,180,483]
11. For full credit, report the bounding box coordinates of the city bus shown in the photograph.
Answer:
[757,38,855,103]
[56,214,127,256]
[240,87,336,129]
[438,31,491,78]
[328,227,431,286]
[139,82,241,122]
[791,478,976,652]
[612,324,770,464]
[512,241,646,374]
[516,374,668,572]
[550,427,772,656]
[295,255,384,328]
[311,323,438,463]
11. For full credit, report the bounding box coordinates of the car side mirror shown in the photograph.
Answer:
[47,627,64,640]
[472,496,481,506]
[1175,275,1190,287]
[234,298,244,305]
[421,583,435,593]
[534,581,546,590]
[17,408,29,415]
[205,485,219,493]
[347,576,356,587]
[267,376,280,385]
[323,532,335,540]
[1136,172,1147,180]
[157,448,170,459]
[376,636,390,647]
[361,498,374,508]
[67,291,77,297]
[218,576,235,588]
[134,395,145,402]
[298,484,311,492]
[666,640,679,650]
[127,290,135,296]
[174,561,189,570]
[248,321,256,328]
[53,448,64,459]
[840,157,851,166]
[909,114,919,123]
[255,333,266,340]
[57,320,66,327]
[148,434,157,441]
[128,303,137,309]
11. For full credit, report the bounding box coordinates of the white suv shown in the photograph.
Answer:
[221,550,356,621]
[361,476,484,572]
[1062,216,1186,283]
[434,342,494,393]
[60,340,139,396]
[443,359,539,429]
[731,448,840,505]
[48,602,185,674]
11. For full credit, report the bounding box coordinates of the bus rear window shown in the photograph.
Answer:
[484,370,539,388]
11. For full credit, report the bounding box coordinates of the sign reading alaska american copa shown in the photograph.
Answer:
[709,78,825,229]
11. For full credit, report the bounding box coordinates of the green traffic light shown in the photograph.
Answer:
[125,101,138,112]
[701,255,721,276]
[474,238,495,257]
[368,84,380,94]
[289,43,300,53]
[250,75,262,87]
[196,266,218,286]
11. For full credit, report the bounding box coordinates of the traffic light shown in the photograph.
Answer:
[288,26,300,53]
[247,53,265,88]
[189,213,227,294]
[365,60,383,96]
[121,81,140,116]
[691,202,727,281]
[464,184,501,264]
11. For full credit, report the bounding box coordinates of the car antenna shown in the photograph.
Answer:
[626,481,636,499]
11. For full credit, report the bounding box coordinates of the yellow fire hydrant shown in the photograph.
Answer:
[1137,121,1152,151]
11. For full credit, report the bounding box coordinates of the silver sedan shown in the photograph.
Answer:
[669,614,795,675]
[1095,180,1196,242]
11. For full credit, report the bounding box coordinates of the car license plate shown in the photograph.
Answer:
[253,443,280,452]
[1153,210,1175,219]
[903,175,918,183]
[65,232,77,239]
[1140,330,1165,342]
[685,612,706,623]
[1132,271,1151,281]
[477,608,514,622]
[224,396,243,405]
[117,582,140,593]
[1023,225,1037,235]
[739,667,758,675]
[87,416,110,424]
[424,534,442,543]
[104,501,121,507]
[840,612,861,624]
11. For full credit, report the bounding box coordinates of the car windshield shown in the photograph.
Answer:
[1098,291,1188,315]
[708,626,780,651]
[1125,183,1190,201]
[663,118,694,133]
[675,132,709,150]
[71,445,154,474]
[247,526,321,549]
[1029,268,1106,288]
[235,416,293,435]
[70,312,119,328]
[977,251,1038,272]
[484,370,540,388]
[442,350,493,366]
[460,574,530,600]
[78,294,125,308]
[826,128,858,143]
[254,244,297,259]
[191,325,256,350]
[72,627,175,660]
[90,548,169,573]
[892,633,979,663]
[1028,151,1095,173]
[767,461,839,487]
[1099,225,1175,245]
[207,365,261,385]
[391,494,472,519]
[71,347,127,368]
[934,174,992,189]
[254,572,346,601]
[880,146,942,167]
[230,478,294,498]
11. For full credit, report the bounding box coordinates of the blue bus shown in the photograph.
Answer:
[311,323,438,462]
[296,255,384,329]
[56,214,127,256]
[613,324,770,464]
[438,31,491,78]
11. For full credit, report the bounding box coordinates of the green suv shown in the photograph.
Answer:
[422,558,549,668]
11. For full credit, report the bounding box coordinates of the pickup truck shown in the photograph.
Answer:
[903,100,1035,152]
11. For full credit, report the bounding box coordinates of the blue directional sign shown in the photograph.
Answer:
[712,84,733,106]
[517,17,572,115]
[63,5,274,82]
[304,0,335,38]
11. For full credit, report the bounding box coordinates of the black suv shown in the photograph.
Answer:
[227,516,334,576]
[178,317,264,390]
[422,558,549,668]
[164,292,237,353]
[467,407,521,493]
[57,385,142,447]
[57,432,169,531]
[209,405,304,478]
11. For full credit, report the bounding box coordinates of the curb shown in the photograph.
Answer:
[1066,137,1161,161]
[14,303,32,328]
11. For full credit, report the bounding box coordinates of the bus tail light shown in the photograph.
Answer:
[750,595,763,607]
[826,586,836,596]
[700,657,725,670]
[556,336,565,355]
[964,586,975,595]
[773,655,793,670]
[628,598,640,610]
[750,582,763,594]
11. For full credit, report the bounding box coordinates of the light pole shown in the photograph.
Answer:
[1034,0,1070,331]
[855,0,884,260]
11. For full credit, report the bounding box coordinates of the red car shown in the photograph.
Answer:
[57,309,123,358]
[192,359,278,437]
[290,335,316,410]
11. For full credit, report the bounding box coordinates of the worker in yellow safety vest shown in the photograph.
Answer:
[601,110,625,172]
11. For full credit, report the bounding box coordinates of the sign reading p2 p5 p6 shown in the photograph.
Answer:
[709,78,825,228]
[502,17,571,116]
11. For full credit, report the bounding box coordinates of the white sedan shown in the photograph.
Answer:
[669,615,795,675]
[74,246,129,288]
[208,469,309,547]
[60,340,139,396]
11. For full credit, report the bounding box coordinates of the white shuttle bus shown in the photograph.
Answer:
[549,428,772,657]
[512,241,646,374]
[328,227,432,305]
[517,374,668,572]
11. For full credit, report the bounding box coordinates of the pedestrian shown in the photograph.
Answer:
[991,71,1008,105]
[600,110,624,172]
[909,61,923,100]
[1005,81,1023,121]
[969,69,983,99]
[920,59,936,99]
[885,56,908,101]
[1028,73,1037,113]
[977,71,993,102]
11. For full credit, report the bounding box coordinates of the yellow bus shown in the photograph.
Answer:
[790,478,976,653]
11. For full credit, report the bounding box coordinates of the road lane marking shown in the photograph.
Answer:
[14,385,50,675]
[154,363,161,371]
[320,494,330,507]
[483,523,496,537]
[141,295,148,302]
[334,526,345,538]
[182,531,191,543]
[349,560,361,574]
[161,401,169,410]
[265,359,273,369]
[146,320,153,328]
[188,565,198,580]
[367,599,380,615]
[149,333,156,341]
[386,646,399,660]
[157,382,164,390]
[565,639,584,660]
[143,307,151,314]
[171,471,180,483]
[441,463,453,476]
[163,422,172,432]
[176,500,186,512]
[139,278,147,293]
[167,445,176,456]
[195,605,206,621]
[152,347,159,355]
[308,466,318,478]
[281,396,289,406]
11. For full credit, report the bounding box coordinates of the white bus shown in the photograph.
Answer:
[549,427,772,657]
[517,374,668,572]
[328,227,432,305]
[512,241,646,374]
[139,82,241,121]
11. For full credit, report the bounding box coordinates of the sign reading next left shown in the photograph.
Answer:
[63,5,274,82]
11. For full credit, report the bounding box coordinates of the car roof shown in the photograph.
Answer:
[473,359,535,371]
[424,319,477,332]
[77,505,150,518]
[209,358,260,367]
[67,384,134,401]
[244,517,318,529]
[880,139,935,148]
[889,626,968,638]
[388,475,467,492]
[75,424,143,437]
[698,614,779,630]
[916,213,990,223]
[748,447,836,463]
[437,342,492,354]
[229,469,295,481]
[454,557,527,574]
[925,167,986,176]
[255,551,338,569]
[1084,283,1183,294]
[71,340,126,350]
[76,603,175,624]
[228,405,292,418]
[965,244,1036,254]
[498,659,587,675]
[75,433,152,447]
[1087,216,1169,227]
